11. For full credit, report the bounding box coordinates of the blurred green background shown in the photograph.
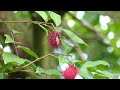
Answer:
[0,11,120,75]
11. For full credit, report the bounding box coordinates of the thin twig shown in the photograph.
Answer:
[8,69,36,74]
[52,52,70,56]
[10,30,19,56]
[0,20,55,30]
[51,23,56,30]
[0,21,47,24]
[7,52,59,74]
[20,53,52,69]
[42,23,55,31]
[7,53,52,74]
[49,54,59,58]
[7,52,74,74]
[16,52,60,69]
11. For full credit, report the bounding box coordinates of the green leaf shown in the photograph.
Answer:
[2,52,25,64]
[45,11,52,20]
[80,60,110,79]
[80,68,93,79]
[4,34,14,44]
[81,60,110,68]
[36,66,45,74]
[93,73,108,79]
[87,67,96,72]
[50,11,61,26]
[5,63,14,71]
[96,65,109,71]
[25,59,37,70]
[12,29,24,34]
[38,24,48,36]
[35,11,48,22]
[74,60,85,67]
[62,29,87,45]
[93,60,110,67]
[96,70,113,79]
[0,72,4,79]
[58,56,69,65]
[45,69,61,76]
[17,46,38,58]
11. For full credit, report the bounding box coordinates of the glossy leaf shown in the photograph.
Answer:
[17,46,38,58]
[25,59,37,70]
[74,60,85,67]
[93,73,108,79]
[62,29,87,45]
[82,60,110,68]
[50,12,61,26]
[80,68,93,79]
[35,11,48,22]
[45,69,61,76]
[96,70,113,79]
[87,67,96,72]
[36,67,45,74]
[45,11,51,20]
[2,52,25,64]
[12,29,24,34]
[80,60,110,79]
[4,34,14,44]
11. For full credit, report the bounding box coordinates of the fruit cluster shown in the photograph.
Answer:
[48,31,82,79]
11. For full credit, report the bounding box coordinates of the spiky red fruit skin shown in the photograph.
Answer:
[62,65,79,79]
[48,31,61,48]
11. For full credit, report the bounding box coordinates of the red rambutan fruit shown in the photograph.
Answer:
[62,64,79,79]
[48,31,61,48]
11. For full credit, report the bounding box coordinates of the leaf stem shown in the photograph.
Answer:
[10,30,19,57]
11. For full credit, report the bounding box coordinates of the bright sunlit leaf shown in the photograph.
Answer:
[35,11,48,22]
[2,52,25,64]
[45,69,61,76]
[12,29,24,34]
[50,12,61,26]
[4,34,14,44]
[36,66,45,74]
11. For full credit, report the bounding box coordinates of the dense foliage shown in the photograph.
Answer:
[0,11,120,79]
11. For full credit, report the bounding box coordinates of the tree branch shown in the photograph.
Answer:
[0,20,46,24]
